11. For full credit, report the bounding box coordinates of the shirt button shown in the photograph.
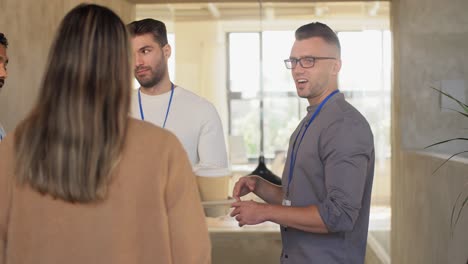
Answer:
[284,227,287,231]
[285,254,288,258]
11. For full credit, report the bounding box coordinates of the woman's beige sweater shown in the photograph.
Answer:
[0,118,210,264]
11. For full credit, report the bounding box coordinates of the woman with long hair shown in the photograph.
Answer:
[0,4,210,263]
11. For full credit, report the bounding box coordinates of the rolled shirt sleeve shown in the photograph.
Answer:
[317,116,374,233]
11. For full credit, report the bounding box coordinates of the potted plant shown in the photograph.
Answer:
[425,86,468,233]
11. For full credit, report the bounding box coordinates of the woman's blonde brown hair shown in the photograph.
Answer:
[14,3,131,203]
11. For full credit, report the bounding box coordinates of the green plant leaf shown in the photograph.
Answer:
[431,86,468,113]
[430,150,468,175]
[429,86,468,238]
[425,138,468,149]
[451,183,468,234]
[441,107,468,118]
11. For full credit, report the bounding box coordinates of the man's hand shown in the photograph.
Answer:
[232,175,258,201]
[230,200,268,227]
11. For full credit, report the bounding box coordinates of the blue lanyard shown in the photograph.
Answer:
[286,90,339,197]
[138,83,175,128]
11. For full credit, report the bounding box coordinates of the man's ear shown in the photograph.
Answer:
[332,59,342,76]
[163,44,171,60]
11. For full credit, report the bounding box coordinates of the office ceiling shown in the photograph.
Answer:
[130,0,389,3]
[135,1,390,21]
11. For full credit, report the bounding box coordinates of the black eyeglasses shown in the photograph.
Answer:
[284,56,336,69]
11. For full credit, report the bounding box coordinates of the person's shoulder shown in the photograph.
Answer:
[329,95,369,125]
[321,98,374,150]
[322,95,372,138]
[176,86,215,108]
[128,118,171,136]
[127,118,179,145]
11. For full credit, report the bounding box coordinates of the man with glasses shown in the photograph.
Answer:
[232,22,375,264]
[0,33,9,141]
[127,19,230,206]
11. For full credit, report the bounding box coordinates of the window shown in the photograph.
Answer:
[338,30,392,162]
[167,33,176,81]
[228,31,306,160]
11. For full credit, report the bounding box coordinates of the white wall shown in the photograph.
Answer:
[174,21,229,133]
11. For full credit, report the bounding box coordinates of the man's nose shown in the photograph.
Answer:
[0,65,7,79]
[134,54,143,67]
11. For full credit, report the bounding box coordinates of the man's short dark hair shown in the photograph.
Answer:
[0,33,8,48]
[127,19,168,47]
[295,22,340,54]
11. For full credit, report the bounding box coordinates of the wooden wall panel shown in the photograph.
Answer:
[0,0,135,133]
